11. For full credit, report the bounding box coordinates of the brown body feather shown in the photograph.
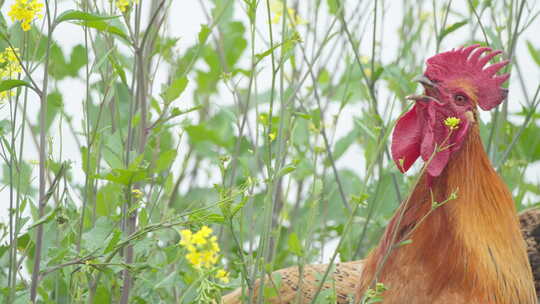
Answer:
[221,261,363,304]
[222,128,537,303]
[520,208,540,297]
[356,127,535,303]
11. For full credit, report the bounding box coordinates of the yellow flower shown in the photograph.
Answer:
[0,47,23,79]
[179,226,221,269]
[215,269,229,283]
[270,0,307,26]
[8,0,43,31]
[419,11,431,22]
[131,188,143,200]
[0,47,23,100]
[259,114,268,125]
[116,0,138,12]
[444,117,461,130]
[360,56,369,65]
[192,226,212,246]
[364,68,372,78]
[199,225,212,237]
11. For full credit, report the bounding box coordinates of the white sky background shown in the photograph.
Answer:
[1,0,539,253]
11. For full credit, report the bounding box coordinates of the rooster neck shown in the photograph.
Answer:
[357,126,536,303]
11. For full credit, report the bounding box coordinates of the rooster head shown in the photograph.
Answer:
[391,45,510,177]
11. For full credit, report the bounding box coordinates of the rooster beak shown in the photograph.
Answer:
[405,94,444,105]
[413,75,436,88]
[405,95,433,102]
[405,94,427,102]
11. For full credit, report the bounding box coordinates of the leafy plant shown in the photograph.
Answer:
[0,0,538,303]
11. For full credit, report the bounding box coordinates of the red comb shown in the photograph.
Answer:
[424,44,510,110]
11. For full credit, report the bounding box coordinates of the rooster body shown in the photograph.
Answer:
[223,209,540,303]
[356,126,535,303]
[222,45,537,303]
[221,261,363,303]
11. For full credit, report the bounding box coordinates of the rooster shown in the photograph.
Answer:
[221,209,540,303]
[222,45,537,303]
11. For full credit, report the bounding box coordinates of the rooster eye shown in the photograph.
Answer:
[454,94,467,104]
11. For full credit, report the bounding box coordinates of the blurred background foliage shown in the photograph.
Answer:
[0,0,539,303]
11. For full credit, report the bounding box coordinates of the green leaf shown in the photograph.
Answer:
[67,44,88,77]
[517,121,540,162]
[108,53,128,85]
[161,76,188,103]
[102,131,124,169]
[169,105,202,119]
[526,41,540,67]
[277,164,296,178]
[0,79,29,92]
[255,44,281,63]
[94,286,111,303]
[56,10,119,24]
[138,208,148,227]
[222,21,247,68]
[96,183,122,217]
[104,229,121,254]
[97,168,147,185]
[2,162,35,196]
[153,36,179,63]
[263,273,281,299]
[198,24,211,44]
[48,44,69,79]
[43,91,63,132]
[327,0,339,15]
[27,206,61,230]
[188,209,225,224]
[331,128,359,162]
[83,217,113,252]
[155,149,177,172]
[438,20,467,42]
[395,239,413,247]
[75,20,129,42]
[255,33,299,63]
[9,27,49,62]
[287,232,304,257]
[155,271,177,289]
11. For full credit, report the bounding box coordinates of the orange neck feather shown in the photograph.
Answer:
[357,126,536,303]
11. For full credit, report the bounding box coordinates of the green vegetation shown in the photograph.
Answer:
[0,0,539,303]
